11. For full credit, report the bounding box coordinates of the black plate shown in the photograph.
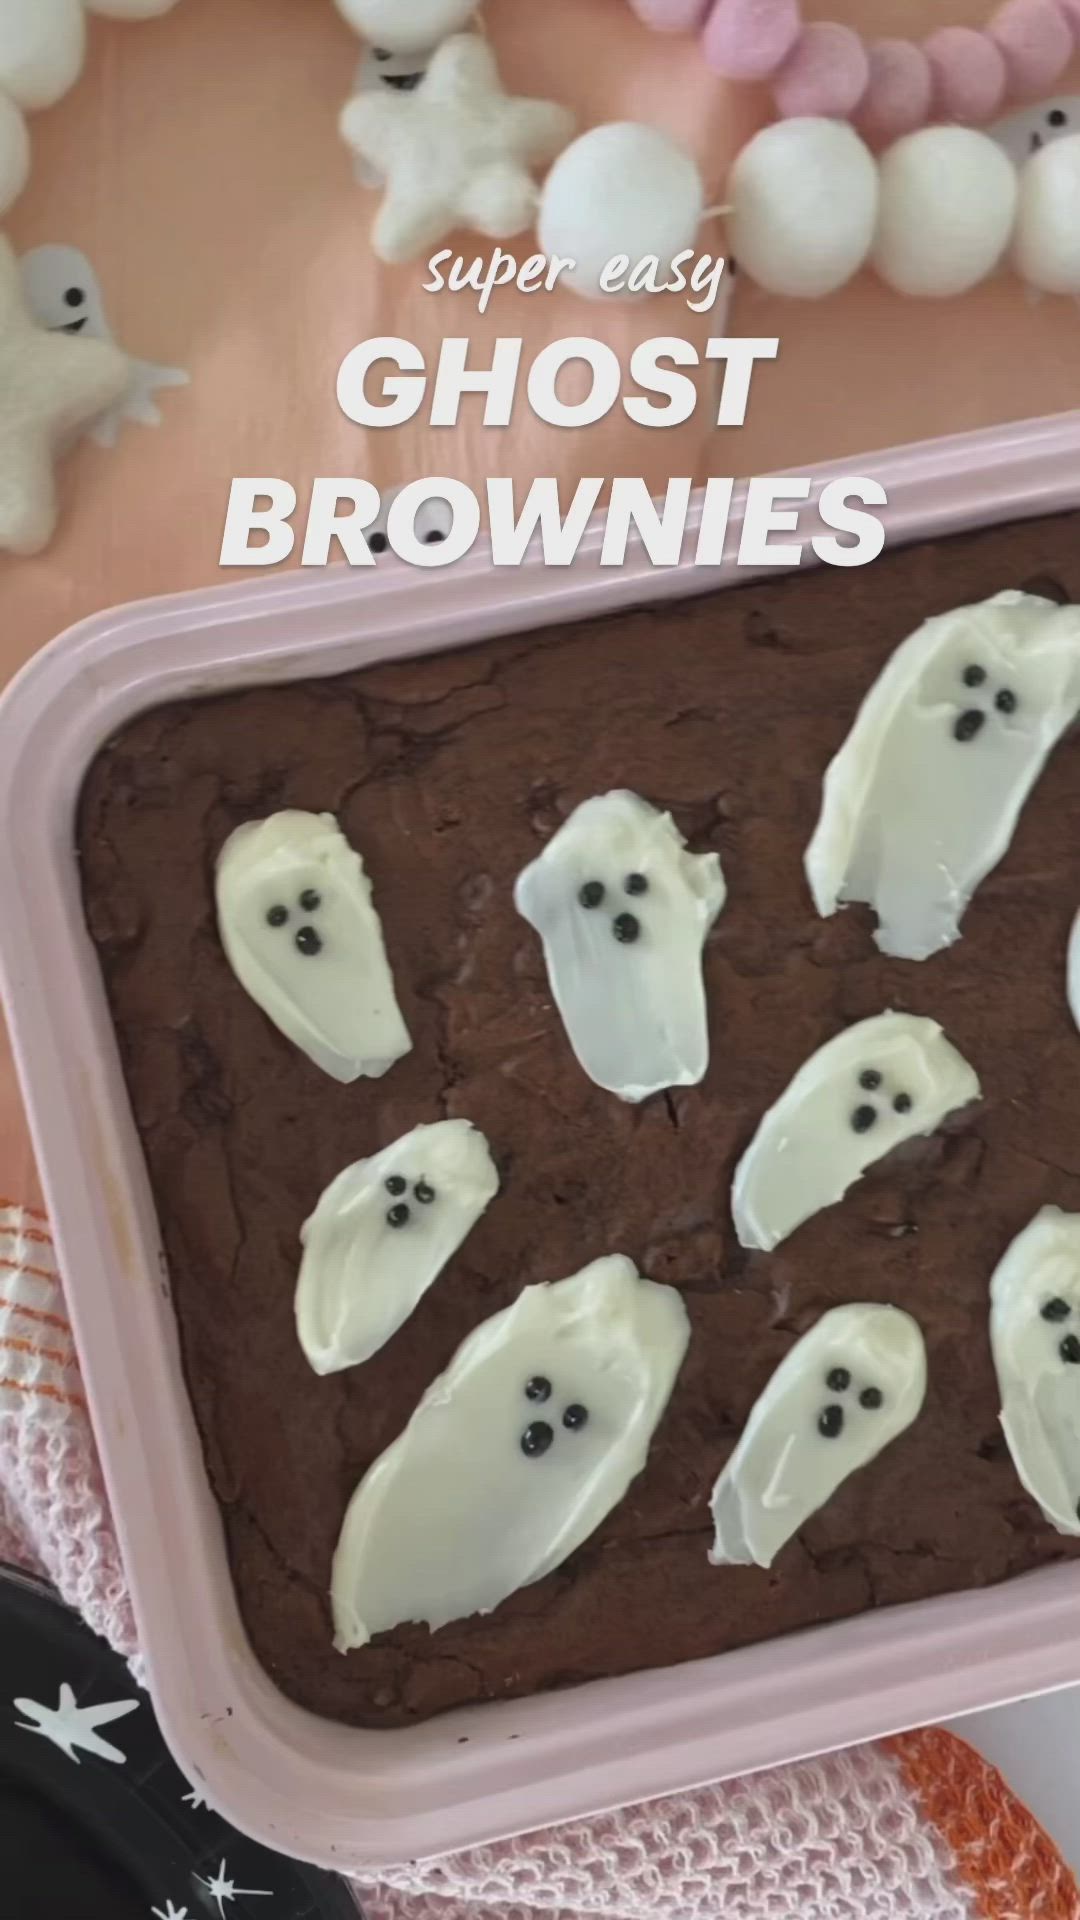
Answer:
[0,1562,361,1920]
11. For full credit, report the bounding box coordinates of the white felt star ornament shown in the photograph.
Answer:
[0,234,128,555]
[340,33,575,265]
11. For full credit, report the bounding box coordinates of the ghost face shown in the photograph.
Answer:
[296,1120,499,1374]
[331,1254,690,1647]
[19,244,109,339]
[365,482,453,557]
[710,1304,927,1569]
[349,45,437,184]
[806,591,1080,961]
[215,810,411,1084]
[515,791,727,1103]
[991,1207,1080,1537]
[990,96,1080,168]
[732,1011,980,1252]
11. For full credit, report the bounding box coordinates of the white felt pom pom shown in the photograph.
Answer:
[0,93,30,213]
[536,123,704,299]
[1012,132,1080,293]
[332,0,476,53]
[727,118,877,298]
[873,127,1018,298]
[0,0,85,111]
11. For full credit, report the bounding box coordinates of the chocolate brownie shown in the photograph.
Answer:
[77,512,1080,1728]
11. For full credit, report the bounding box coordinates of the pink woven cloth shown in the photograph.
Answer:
[1,1198,1076,1920]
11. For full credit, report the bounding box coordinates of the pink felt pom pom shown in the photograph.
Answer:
[772,21,870,118]
[701,0,800,79]
[990,0,1072,95]
[856,39,934,143]
[625,0,710,29]
[925,26,1008,122]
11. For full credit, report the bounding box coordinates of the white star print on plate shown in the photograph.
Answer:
[181,1783,210,1811]
[151,1903,190,1920]
[0,235,128,554]
[196,1858,273,1918]
[340,32,574,263]
[14,1681,138,1764]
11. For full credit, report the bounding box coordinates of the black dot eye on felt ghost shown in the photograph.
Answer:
[414,1179,435,1204]
[386,1200,411,1228]
[612,912,641,944]
[1061,1333,1080,1365]
[578,880,605,909]
[525,1375,552,1402]
[818,1403,844,1438]
[521,1420,554,1457]
[563,1403,589,1430]
[1042,1296,1071,1322]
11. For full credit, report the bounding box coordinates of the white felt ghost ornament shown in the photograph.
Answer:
[19,244,189,449]
[709,1303,927,1569]
[806,590,1080,961]
[296,1120,499,1374]
[990,1206,1080,1538]
[515,790,726,1104]
[0,236,129,556]
[331,1254,690,1647]
[215,810,411,1084]
[340,33,575,265]
[348,43,439,186]
[732,1011,980,1253]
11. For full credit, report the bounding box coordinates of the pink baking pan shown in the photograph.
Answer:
[2,413,1080,1873]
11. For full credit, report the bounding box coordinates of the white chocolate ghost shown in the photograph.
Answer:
[331,1253,690,1648]
[805,591,1080,961]
[19,243,189,449]
[215,811,411,1084]
[990,95,1080,167]
[709,1303,927,1569]
[732,1011,980,1253]
[349,44,438,186]
[296,1120,499,1374]
[990,1206,1080,1538]
[366,481,453,556]
[515,791,726,1103]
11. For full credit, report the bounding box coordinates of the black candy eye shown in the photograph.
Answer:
[860,1386,884,1409]
[63,286,86,309]
[386,1202,410,1228]
[818,1404,844,1438]
[295,926,322,956]
[995,688,1017,715]
[299,888,321,912]
[612,912,640,944]
[266,903,288,927]
[893,1092,913,1115]
[563,1403,588,1430]
[579,880,604,909]
[962,664,986,688]
[851,1105,877,1134]
[415,1180,435,1204]
[368,531,389,554]
[525,1376,551,1402]
[385,1175,407,1196]
[624,873,648,896]
[1061,1334,1080,1364]
[1042,1297,1071,1322]
[858,1069,881,1091]
[826,1367,850,1392]
[521,1421,554,1457]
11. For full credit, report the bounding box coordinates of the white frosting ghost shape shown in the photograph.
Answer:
[349,44,438,186]
[215,810,411,1084]
[296,1120,499,1374]
[805,591,1080,961]
[710,1303,927,1569]
[514,791,726,1103]
[331,1253,690,1648]
[732,1011,980,1253]
[990,1206,1080,1537]
[19,243,189,450]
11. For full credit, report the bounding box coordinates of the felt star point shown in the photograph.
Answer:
[341,33,575,264]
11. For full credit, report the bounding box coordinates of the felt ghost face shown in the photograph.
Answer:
[515,791,726,1103]
[990,95,1080,167]
[333,0,476,55]
[732,1011,980,1252]
[806,591,1080,960]
[366,483,453,557]
[215,810,411,1084]
[331,1254,690,1648]
[990,1206,1080,1537]
[296,1120,499,1374]
[709,1304,927,1569]
[350,44,438,185]
[19,243,108,337]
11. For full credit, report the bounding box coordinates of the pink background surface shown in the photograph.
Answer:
[3,0,1080,1201]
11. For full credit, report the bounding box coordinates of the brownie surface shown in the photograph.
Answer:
[78,513,1080,1729]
